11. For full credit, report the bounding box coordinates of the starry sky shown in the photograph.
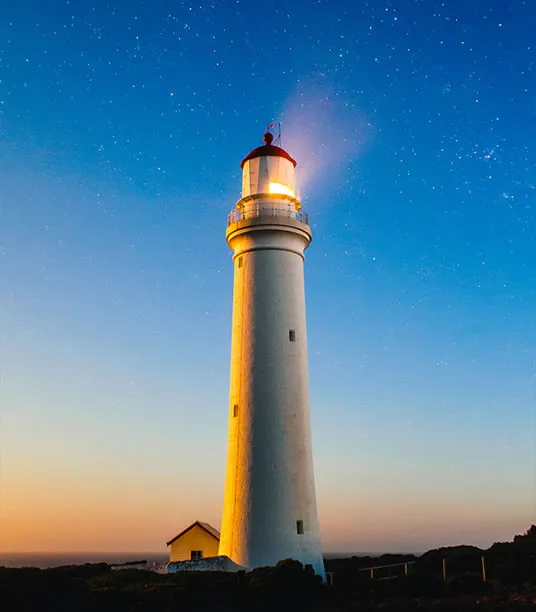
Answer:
[1,0,535,554]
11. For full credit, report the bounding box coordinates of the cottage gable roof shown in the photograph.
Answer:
[197,521,221,540]
[166,520,220,547]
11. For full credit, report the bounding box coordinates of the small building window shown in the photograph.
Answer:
[233,404,239,417]
[297,520,304,535]
[289,329,296,342]
[190,550,203,561]
[238,257,243,268]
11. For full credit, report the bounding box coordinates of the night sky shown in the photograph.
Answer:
[1,0,535,554]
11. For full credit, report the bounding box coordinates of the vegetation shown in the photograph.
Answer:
[1,526,535,611]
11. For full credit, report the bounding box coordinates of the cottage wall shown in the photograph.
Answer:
[169,525,220,562]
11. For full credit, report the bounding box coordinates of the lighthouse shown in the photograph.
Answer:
[219,130,325,579]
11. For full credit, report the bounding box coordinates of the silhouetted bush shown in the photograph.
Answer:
[0,565,92,612]
[244,559,325,610]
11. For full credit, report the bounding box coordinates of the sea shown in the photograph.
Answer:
[0,552,169,569]
[0,551,387,569]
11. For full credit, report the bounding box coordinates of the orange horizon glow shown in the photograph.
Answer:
[2,471,532,554]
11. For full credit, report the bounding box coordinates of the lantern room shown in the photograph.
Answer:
[240,132,299,203]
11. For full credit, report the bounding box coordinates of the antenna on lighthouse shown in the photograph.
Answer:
[266,122,282,147]
[270,122,282,147]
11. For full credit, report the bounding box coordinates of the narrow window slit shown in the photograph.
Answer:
[289,329,296,342]
[233,404,239,417]
[297,520,304,535]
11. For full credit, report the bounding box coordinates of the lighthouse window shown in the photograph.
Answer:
[289,329,296,342]
[296,520,304,535]
[238,257,243,268]
[233,404,239,417]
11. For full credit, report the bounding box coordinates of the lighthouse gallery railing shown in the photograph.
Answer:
[228,202,309,226]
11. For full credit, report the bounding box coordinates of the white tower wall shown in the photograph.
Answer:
[219,194,325,578]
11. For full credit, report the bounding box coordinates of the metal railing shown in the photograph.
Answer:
[358,561,417,579]
[228,202,309,226]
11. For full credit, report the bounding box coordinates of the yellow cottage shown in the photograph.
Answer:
[166,521,220,562]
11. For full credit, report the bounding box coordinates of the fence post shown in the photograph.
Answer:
[442,557,447,582]
[370,568,374,579]
[404,563,408,577]
[481,555,487,583]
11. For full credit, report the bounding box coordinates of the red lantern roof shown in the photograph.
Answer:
[240,132,297,169]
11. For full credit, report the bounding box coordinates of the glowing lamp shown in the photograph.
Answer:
[269,182,295,198]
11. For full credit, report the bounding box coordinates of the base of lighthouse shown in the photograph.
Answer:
[218,205,325,581]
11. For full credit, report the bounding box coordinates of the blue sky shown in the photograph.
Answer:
[1,0,535,553]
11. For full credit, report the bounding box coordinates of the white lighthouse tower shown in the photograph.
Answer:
[219,130,325,579]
